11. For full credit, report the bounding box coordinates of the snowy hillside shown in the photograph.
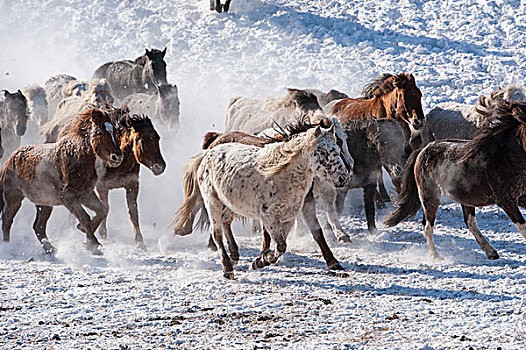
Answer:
[1,0,526,348]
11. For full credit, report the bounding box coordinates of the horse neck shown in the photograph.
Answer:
[118,128,140,167]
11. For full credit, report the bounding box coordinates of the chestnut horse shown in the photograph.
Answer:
[384,101,526,260]
[0,109,123,254]
[96,113,166,249]
[330,73,425,154]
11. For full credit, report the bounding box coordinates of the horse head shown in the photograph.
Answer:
[3,90,29,136]
[308,124,352,188]
[86,109,123,167]
[145,48,168,86]
[86,79,114,107]
[121,114,166,175]
[157,84,180,128]
[393,73,425,130]
[23,86,49,127]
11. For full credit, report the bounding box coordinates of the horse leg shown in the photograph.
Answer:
[206,198,234,279]
[62,192,102,254]
[263,221,293,265]
[252,227,272,270]
[79,191,109,236]
[322,189,351,244]
[33,205,55,254]
[97,188,109,240]
[214,0,222,13]
[421,199,441,260]
[221,211,239,267]
[363,184,378,236]
[209,0,215,10]
[223,0,231,12]
[125,183,146,250]
[335,189,347,215]
[2,188,24,242]
[461,205,499,260]
[252,219,262,235]
[497,201,526,240]
[301,187,343,270]
[375,189,387,209]
[378,172,391,203]
[207,233,218,251]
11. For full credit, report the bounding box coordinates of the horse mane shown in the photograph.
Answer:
[265,115,326,142]
[360,73,394,98]
[472,85,526,127]
[58,108,100,141]
[458,100,526,164]
[116,111,152,130]
[21,84,46,100]
[283,88,322,112]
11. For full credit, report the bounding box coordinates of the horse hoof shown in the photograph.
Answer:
[207,243,218,252]
[368,227,379,237]
[487,251,500,260]
[327,270,350,278]
[336,235,352,244]
[223,272,234,280]
[328,262,345,271]
[231,259,239,268]
[41,240,56,255]
[223,3,230,12]
[376,202,387,209]
[430,254,443,262]
[136,242,148,251]
[85,242,103,255]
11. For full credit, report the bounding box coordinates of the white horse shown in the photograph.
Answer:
[41,79,114,143]
[176,125,350,279]
[413,85,526,147]
[21,84,49,144]
[122,84,180,131]
[225,88,355,244]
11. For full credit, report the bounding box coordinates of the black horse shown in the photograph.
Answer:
[92,48,168,102]
[210,0,231,13]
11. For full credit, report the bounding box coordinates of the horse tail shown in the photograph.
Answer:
[202,132,221,150]
[172,151,207,235]
[92,62,113,80]
[383,149,422,227]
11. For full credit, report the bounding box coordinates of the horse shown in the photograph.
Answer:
[301,88,349,112]
[0,90,29,158]
[330,73,425,153]
[331,119,405,236]
[210,0,232,13]
[174,118,351,271]
[411,85,526,149]
[122,84,180,130]
[93,48,168,102]
[175,124,350,279]
[95,113,166,249]
[384,100,526,260]
[44,74,87,118]
[0,109,123,254]
[41,79,114,143]
[224,89,355,243]
[21,84,48,128]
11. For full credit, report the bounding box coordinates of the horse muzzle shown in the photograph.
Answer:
[107,153,124,167]
[150,162,166,176]
[411,116,424,130]
[16,122,27,136]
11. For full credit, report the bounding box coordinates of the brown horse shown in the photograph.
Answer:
[330,73,425,153]
[384,100,526,260]
[95,113,166,249]
[0,109,123,254]
[1,90,29,158]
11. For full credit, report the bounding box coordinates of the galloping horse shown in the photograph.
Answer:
[174,118,350,271]
[0,109,123,254]
[0,90,29,158]
[175,125,350,279]
[93,48,168,102]
[95,113,166,249]
[44,74,87,118]
[384,101,526,260]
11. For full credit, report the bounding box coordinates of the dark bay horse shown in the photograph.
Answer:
[0,109,123,254]
[1,90,29,158]
[210,0,232,13]
[96,113,166,249]
[93,48,168,102]
[384,100,526,260]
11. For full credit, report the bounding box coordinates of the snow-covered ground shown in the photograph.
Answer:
[1,0,526,348]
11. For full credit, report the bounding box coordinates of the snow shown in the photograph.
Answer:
[2,0,526,348]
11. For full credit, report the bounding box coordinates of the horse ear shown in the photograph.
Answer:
[4,90,10,97]
[314,125,322,137]
[162,47,167,58]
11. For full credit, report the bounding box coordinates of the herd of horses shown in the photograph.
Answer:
[2,47,526,279]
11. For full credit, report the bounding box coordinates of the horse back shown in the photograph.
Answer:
[331,97,383,123]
